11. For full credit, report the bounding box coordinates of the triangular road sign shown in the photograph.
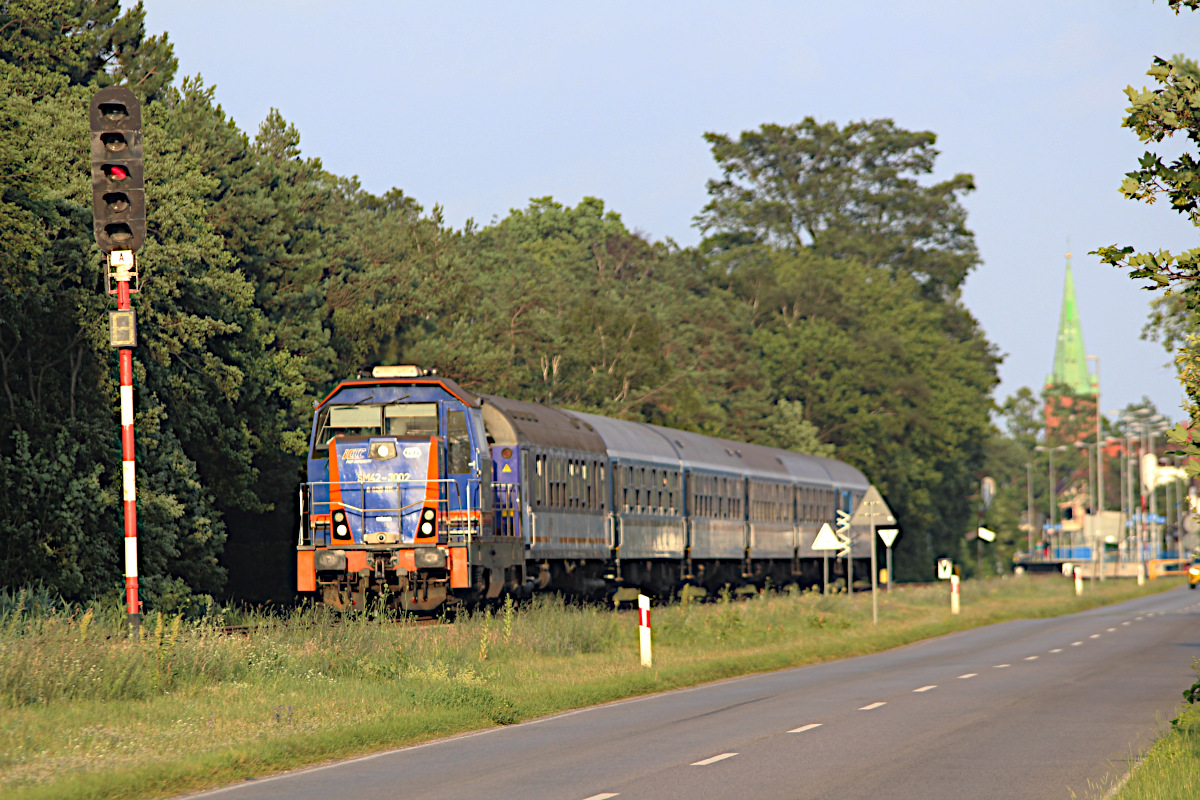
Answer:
[850,485,896,526]
[812,522,842,551]
[877,528,899,547]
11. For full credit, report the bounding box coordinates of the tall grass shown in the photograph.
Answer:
[0,577,1180,800]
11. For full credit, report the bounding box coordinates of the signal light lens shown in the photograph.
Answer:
[422,508,435,521]
[105,164,128,181]
[105,223,133,243]
[99,102,129,121]
[420,522,433,535]
[103,192,130,213]
[101,132,128,153]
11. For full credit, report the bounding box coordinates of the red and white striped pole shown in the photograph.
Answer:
[950,574,960,615]
[112,250,141,636]
[638,594,652,667]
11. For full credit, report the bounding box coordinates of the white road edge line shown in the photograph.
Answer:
[692,753,738,766]
[914,685,937,692]
[859,702,886,710]
[582,794,619,800]
[789,723,823,733]
[958,673,977,679]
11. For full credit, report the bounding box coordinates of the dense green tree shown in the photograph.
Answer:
[0,2,305,606]
[696,119,979,300]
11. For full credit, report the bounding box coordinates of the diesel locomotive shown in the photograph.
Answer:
[296,366,877,612]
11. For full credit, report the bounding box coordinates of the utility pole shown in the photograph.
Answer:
[90,87,146,637]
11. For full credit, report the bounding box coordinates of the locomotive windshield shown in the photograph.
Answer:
[312,402,439,456]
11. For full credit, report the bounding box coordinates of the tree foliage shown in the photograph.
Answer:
[0,6,1006,596]
[1095,27,1200,440]
[696,118,979,300]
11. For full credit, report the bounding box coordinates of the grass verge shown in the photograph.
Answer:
[0,576,1181,800]
[1104,663,1200,800]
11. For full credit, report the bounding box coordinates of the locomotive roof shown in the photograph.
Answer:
[479,394,608,454]
[319,376,480,408]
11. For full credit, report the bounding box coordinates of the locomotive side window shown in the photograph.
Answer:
[446,410,470,473]
[383,403,438,438]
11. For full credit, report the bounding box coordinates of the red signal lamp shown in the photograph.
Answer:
[106,165,128,181]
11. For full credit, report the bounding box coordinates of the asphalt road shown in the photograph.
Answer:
[186,586,1200,800]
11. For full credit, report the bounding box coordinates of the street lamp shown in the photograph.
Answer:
[1034,444,1069,558]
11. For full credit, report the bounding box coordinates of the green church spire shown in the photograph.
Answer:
[1046,253,1095,395]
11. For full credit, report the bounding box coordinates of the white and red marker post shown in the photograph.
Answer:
[638,594,652,667]
[950,573,960,615]
[112,250,141,636]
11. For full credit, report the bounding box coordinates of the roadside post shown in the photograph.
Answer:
[849,487,896,626]
[90,86,146,638]
[811,522,841,595]
[1074,566,1083,596]
[937,558,958,614]
[638,594,652,667]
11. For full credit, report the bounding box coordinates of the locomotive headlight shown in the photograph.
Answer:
[333,510,345,524]
[422,508,435,522]
[370,442,394,459]
[336,524,348,536]
[421,522,433,535]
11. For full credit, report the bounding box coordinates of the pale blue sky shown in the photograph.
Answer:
[143,0,1200,425]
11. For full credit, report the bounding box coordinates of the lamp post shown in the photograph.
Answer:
[1034,444,1069,558]
[1086,356,1104,573]
[1026,461,1035,560]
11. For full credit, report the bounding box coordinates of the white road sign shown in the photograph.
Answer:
[937,558,953,580]
[877,528,900,547]
[850,486,896,527]
[811,522,842,551]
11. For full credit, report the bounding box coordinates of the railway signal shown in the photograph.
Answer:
[89,87,145,254]
[90,86,145,638]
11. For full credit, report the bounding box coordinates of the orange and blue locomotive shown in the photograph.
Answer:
[297,366,523,611]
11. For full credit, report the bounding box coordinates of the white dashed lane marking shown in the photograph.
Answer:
[994,664,1010,669]
[1024,656,1038,661]
[1122,621,1130,626]
[789,723,823,733]
[1107,628,1116,632]
[958,673,977,679]
[582,794,619,800]
[692,753,738,766]
[1071,642,1083,646]
[914,685,937,693]
[1089,634,1101,639]
[859,702,887,711]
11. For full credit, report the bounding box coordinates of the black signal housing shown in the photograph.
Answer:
[89,87,145,253]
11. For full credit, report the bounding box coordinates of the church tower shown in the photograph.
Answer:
[1044,253,1097,438]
